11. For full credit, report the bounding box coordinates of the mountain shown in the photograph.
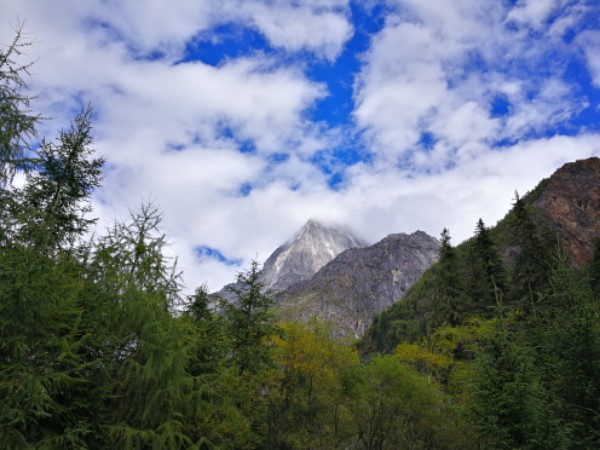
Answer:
[362,156,600,354]
[532,157,600,266]
[212,219,366,303]
[261,219,367,292]
[275,231,440,338]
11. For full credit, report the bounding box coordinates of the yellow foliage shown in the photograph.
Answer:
[269,321,359,388]
[393,317,496,400]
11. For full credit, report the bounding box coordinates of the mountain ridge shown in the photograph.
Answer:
[361,156,600,354]
[212,218,366,303]
[275,230,440,337]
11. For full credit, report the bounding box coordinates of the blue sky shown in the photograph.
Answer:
[3,0,600,291]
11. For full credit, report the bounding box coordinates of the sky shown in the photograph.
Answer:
[2,0,600,292]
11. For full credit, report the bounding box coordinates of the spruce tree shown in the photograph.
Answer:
[0,25,40,186]
[508,192,554,309]
[468,218,505,310]
[21,106,104,250]
[468,325,556,450]
[222,260,277,374]
[0,29,111,447]
[434,228,464,326]
[532,248,600,447]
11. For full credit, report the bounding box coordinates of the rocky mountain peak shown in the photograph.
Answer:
[261,219,367,293]
[276,229,440,337]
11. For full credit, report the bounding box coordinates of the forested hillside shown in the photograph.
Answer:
[360,157,600,448]
[2,29,600,450]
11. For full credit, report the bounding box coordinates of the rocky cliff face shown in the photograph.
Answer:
[533,157,600,266]
[261,219,367,292]
[275,231,439,338]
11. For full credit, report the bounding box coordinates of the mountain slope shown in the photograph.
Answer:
[275,231,440,338]
[532,157,600,265]
[362,157,600,354]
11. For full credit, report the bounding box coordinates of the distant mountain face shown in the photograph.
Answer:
[275,231,440,338]
[212,219,366,303]
[261,219,367,293]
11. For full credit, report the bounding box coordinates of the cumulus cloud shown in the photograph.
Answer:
[578,30,600,88]
[2,0,599,292]
[64,0,353,60]
[235,1,353,60]
[353,0,593,172]
[507,0,559,28]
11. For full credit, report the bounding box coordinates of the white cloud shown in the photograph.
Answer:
[353,0,592,172]
[578,30,600,87]
[70,0,353,60]
[239,2,353,60]
[507,0,559,29]
[2,0,599,294]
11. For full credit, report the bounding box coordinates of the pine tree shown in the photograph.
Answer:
[468,218,505,310]
[468,324,556,450]
[222,261,277,374]
[434,228,464,326]
[21,105,104,250]
[532,247,600,447]
[0,25,40,186]
[508,191,554,309]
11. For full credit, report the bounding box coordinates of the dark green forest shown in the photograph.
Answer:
[2,29,600,449]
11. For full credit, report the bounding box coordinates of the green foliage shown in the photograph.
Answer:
[507,192,555,307]
[467,218,505,308]
[222,260,277,374]
[433,228,466,326]
[343,355,474,450]
[589,236,600,299]
[468,246,600,449]
[91,202,181,306]
[529,248,600,447]
[468,323,561,450]
[21,106,104,249]
[261,321,359,449]
[3,25,600,450]
[0,246,92,448]
[0,25,40,186]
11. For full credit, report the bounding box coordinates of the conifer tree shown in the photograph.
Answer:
[92,205,208,449]
[532,247,600,447]
[0,29,111,447]
[468,325,556,450]
[21,106,104,250]
[222,260,277,374]
[0,25,40,186]
[468,218,505,309]
[508,192,554,309]
[434,228,464,326]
